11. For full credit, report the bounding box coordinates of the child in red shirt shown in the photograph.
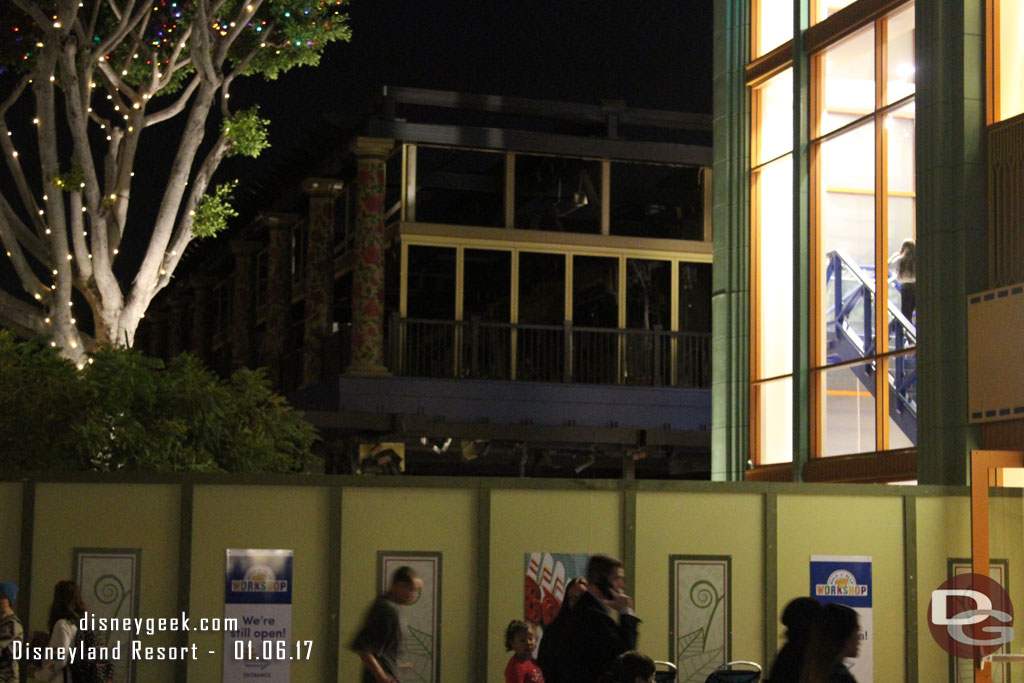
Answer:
[504,619,545,683]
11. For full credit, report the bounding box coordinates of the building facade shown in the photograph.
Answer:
[143,88,716,477]
[713,0,1024,483]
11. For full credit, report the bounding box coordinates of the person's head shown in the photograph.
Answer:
[47,580,86,631]
[0,581,17,612]
[565,578,588,609]
[900,238,915,256]
[504,619,535,660]
[586,554,625,597]
[610,650,656,683]
[388,566,423,605]
[799,603,860,683]
[781,597,822,644]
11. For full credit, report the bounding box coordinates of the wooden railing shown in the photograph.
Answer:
[389,315,711,388]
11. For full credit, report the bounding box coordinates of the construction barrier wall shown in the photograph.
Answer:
[3,474,1020,682]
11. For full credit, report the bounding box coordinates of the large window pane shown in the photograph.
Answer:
[756,377,793,464]
[886,100,916,337]
[755,69,794,164]
[573,256,618,328]
[887,351,917,448]
[626,259,670,330]
[515,155,601,233]
[885,3,916,105]
[464,249,510,322]
[756,155,793,378]
[407,246,455,319]
[609,163,701,239]
[819,26,875,136]
[518,252,564,325]
[517,252,565,382]
[415,147,505,227]
[999,0,1024,121]
[821,122,875,366]
[820,362,877,456]
[756,0,793,57]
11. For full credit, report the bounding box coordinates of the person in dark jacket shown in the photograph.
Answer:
[765,597,822,683]
[560,555,641,683]
[799,603,860,683]
[537,578,588,683]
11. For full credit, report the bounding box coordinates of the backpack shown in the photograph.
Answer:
[66,628,113,683]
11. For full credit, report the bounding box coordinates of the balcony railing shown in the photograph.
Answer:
[389,315,710,388]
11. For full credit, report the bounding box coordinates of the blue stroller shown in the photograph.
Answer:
[703,661,762,683]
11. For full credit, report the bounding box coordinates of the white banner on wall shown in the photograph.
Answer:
[223,549,293,683]
[810,555,872,683]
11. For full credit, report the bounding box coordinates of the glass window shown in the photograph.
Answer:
[755,0,794,57]
[515,155,601,233]
[573,256,618,328]
[819,361,877,456]
[998,0,1024,121]
[464,249,511,322]
[755,69,794,164]
[415,147,505,228]
[819,25,875,136]
[755,156,794,379]
[885,3,915,105]
[756,377,793,464]
[813,0,858,25]
[518,252,565,325]
[678,263,712,333]
[609,163,702,240]
[407,246,455,319]
[626,259,671,330]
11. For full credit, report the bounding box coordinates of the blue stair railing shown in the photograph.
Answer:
[824,250,916,443]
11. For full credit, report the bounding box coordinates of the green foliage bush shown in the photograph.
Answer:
[0,332,318,473]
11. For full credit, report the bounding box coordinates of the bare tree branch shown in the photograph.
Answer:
[0,289,48,338]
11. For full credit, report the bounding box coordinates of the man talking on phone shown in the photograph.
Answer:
[560,554,641,683]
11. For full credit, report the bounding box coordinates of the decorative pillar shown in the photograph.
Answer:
[229,240,262,370]
[189,274,216,362]
[261,213,298,390]
[710,1,751,481]
[347,137,394,376]
[301,178,344,387]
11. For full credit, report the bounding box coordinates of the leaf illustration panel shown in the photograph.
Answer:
[670,555,731,683]
[73,547,141,683]
[378,551,441,683]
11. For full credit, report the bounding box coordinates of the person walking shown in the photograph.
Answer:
[351,566,423,683]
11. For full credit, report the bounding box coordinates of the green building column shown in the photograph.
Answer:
[915,0,986,484]
[711,1,751,481]
[347,137,394,376]
[301,179,343,388]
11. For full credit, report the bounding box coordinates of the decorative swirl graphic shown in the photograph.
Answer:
[689,579,723,651]
[93,574,132,619]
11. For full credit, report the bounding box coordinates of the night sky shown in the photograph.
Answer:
[232,0,714,170]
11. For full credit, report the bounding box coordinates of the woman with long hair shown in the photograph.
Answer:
[888,238,916,322]
[536,578,588,683]
[799,603,860,683]
[765,597,822,683]
[27,580,87,681]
